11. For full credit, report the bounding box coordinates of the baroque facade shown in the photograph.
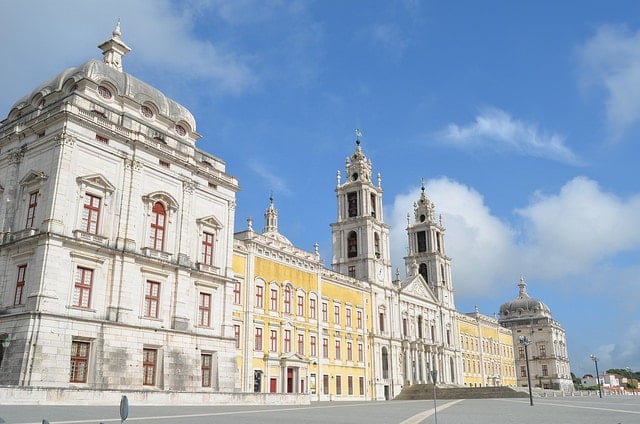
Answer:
[0,25,557,399]
[499,278,573,392]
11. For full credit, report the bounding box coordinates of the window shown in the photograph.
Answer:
[334,305,340,325]
[255,328,263,351]
[234,325,240,349]
[142,349,158,386]
[309,298,317,319]
[374,232,380,258]
[323,374,329,395]
[348,376,354,395]
[233,282,241,305]
[70,341,90,383]
[417,231,427,252]
[431,325,435,342]
[322,338,329,358]
[284,286,291,314]
[335,340,341,360]
[542,364,548,377]
[520,365,527,378]
[322,301,328,322]
[270,288,278,312]
[419,263,428,283]
[347,192,358,217]
[270,330,278,352]
[310,335,317,357]
[336,375,342,395]
[348,265,355,278]
[297,295,304,317]
[201,354,212,387]
[346,308,352,327]
[98,85,112,99]
[95,134,109,144]
[255,285,264,308]
[402,318,408,337]
[382,347,389,379]
[379,312,385,332]
[198,293,211,327]
[82,194,101,234]
[347,342,353,361]
[201,232,214,265]
[297,334,304,355]
[14,265,26,305]
[284,330,291,353]
[73,267,93,308]
[159,160,170,169]
[447,330,451,346]
[359,376,365,396]
[370,193,376,218]
[26,191,38,228]
[518,346,525,359]
[144,281,160,318]
[358,343,363,363]
[539,344,546,358]
[357,310,363,329]
[347,231,358,258]
[150,202,166,250]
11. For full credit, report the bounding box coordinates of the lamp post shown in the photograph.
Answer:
[519,336,534,406]
[430,369,438,424]
[590,354,602,398]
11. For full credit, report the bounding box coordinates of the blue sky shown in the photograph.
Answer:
[2,1,640,377]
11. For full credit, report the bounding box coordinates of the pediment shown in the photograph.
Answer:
[143,191,179,210]
[19,170,48,187]
[197,215,223,229]
[280,352,308,364]
[76,174,116,193]
[400,274,437,302]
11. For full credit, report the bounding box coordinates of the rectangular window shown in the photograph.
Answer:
[309,298,316,319]
[539,344,547,357]
[310,335,317,357]
[284,329,291,353]
[70,341,90,383]
[346,308,352,327]
[14,265,26,305]
[402,318,408,336]
[159,160,170,168]
[297,295,304,317]
[379,312,385,332]
[234,324,240,349]
[255,327,263,351]
[201,231,214,265]
[95,134,109,144]
[347,192,358,217]
[335,339,341,360]
[336,375,342,395]
[297,334,304,355]
[542,364,548,377]
[198,292,211,327]
[144,281,160,318]
[518,346,525,359]
[322,301,328,322]
[150,202,166,251]
[284,287,291,314]
[233,282,241,305]
[143,348,157,386]
[25,191,38,228]
[447,330,451,346]
[73,267,93,308]
[370,193,377,218]
[270,288,278,312]
[358,343,364,363]
[255,285,264,308]
[201,354,212,387]
[348,265,356,278]
[348,375,354,395]
[323,374,329,395]
[357,310,363,329]
[322,338,329,359]
[347,341,353,361]
[82,194,101,234]
[334,305,340,325]
[417,231,427,252]
[270,330,278,352]
[520,365,527,378]
[359,376,365,396]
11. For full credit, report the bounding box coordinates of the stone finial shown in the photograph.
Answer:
[98,20,131,72]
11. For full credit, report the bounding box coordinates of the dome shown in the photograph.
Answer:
[499,277,551,319]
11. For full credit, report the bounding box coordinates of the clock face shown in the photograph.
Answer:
[377,267,385,281]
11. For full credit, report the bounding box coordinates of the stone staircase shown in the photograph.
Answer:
[395,384,530,400]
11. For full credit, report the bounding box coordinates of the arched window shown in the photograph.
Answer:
[347,231,358,258]
[381,347,389,379]
[374,232,381,258]
[419,263,428,283]
[150,202,166,250]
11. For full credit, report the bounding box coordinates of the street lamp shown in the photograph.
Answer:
[430,369,438,424]
[590,354,602,398]
[519,336,534,406]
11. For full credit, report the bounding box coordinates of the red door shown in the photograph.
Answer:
[270,378,277,393]
[287,368,294,393]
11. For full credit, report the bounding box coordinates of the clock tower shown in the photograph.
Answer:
[331,136,391,285]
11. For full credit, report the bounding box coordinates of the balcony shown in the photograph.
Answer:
[141,247,172,261]
[196,262,220,274]
[73,229,109,246]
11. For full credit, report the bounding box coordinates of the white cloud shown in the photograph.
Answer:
[439,108,581,165]
[249,162,292,195]
[577,24,640,140]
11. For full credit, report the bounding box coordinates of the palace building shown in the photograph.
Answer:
[0,25,569,400]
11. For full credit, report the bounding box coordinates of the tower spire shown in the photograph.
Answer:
[264,192,278,233]
[98,20,131,72]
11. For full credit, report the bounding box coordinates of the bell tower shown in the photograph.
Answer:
[404,180,455,307]
[331,133,391,285]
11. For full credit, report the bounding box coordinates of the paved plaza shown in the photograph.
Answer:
[1,396,639,424]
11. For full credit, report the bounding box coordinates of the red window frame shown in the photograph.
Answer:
[284,329,291,353]
[346,308,352,327]
[347,341,353,361]
[309,298,316,319]
[297,334,304,355]
[359,376,365,396]
[357,310,363,329]
[150,202,166,251]
[348,375,354,395]
[358,343,363,363]
[144,281,160,318]
[297,295,304,316]
[233,282,241,305]
[270,288,278,312]
[74,267,93,308]
[270,330,278,352]
[202,231,214,265]
[255,327,263,351]
[255,285,264,308]
[334,305,340,325]
[82,194,101,234]
[25,191,38,228]
[70,341,90,383]
[143,348,157,386]
[322,302,328,322]
[199,292,211,327]
[322,338,329,358]
[335,339,341,360]
[284,286,291,314]
[201,353,212,387]
[14,265,27,305]
[310,335,317,357]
